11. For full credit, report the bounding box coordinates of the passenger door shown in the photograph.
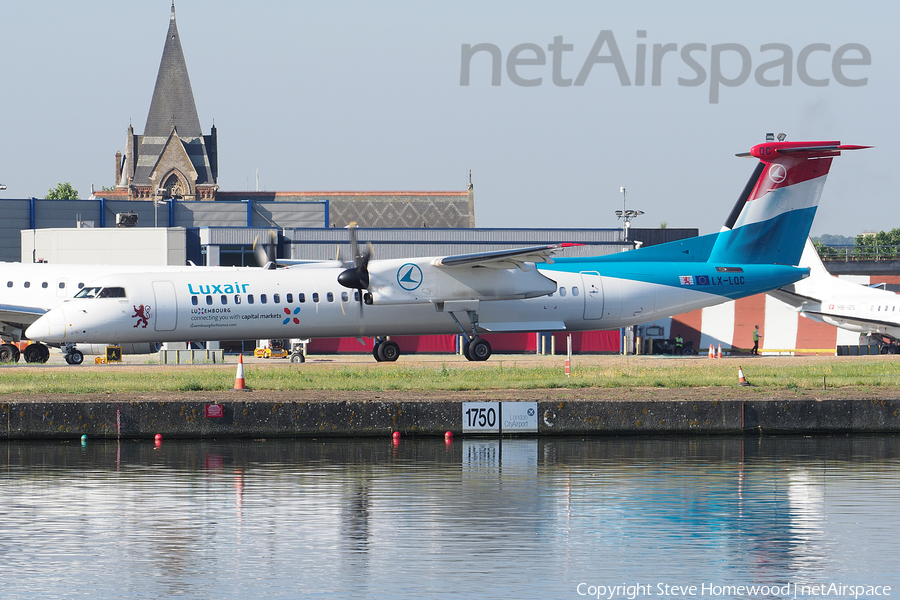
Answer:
[152,281,178,331]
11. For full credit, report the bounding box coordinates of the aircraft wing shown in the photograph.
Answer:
[432,244,582,270]
[768,287,821,308]
[801,310,900,332]
[0,303,48,331]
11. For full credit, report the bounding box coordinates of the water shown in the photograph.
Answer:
[1,436,899,600]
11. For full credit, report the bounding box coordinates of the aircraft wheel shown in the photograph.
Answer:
[377,340,400,362]
[24,345,44,363]
[468,338,492,362]
[68,350,84,365]
[64,354,73,365]
[290,353,305,363]
[462,341,472,361]
[38,344,50,363]
[0,344,16,363]
[373,341,383,362]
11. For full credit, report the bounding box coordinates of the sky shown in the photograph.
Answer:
[0,1,895,237]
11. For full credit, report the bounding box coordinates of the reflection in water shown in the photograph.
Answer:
[1,436,899,599]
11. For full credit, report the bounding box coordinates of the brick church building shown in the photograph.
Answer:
[99,3,474,229]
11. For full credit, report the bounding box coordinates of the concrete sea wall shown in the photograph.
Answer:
[3,398,900,439]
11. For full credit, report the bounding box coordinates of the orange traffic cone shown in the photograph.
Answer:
[233,354,249,391]
[738,365,750,386]
[717,343,723,359]
[708,344,715,359]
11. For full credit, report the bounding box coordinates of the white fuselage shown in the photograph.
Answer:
[26,256,805,345]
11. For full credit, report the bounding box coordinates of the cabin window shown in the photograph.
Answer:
[341,292,349,302]
[221,295,228,305]
[192,296,198,306]
[24,282,30,288]
[99,287,125,298]
[299,293,306,303]
[313,293,320,303]
[41,282,48,288]
[327,292,334,302]
[274,293,280,303]
[206,295,213,306]
[572,287,579,297]
[234,295,242,304]
[77,283,84,289]
[354,291,359,302]
[286,293,293,303]
[559,287,566,297]
[59,282,65,289]
[248,294,255,304]
[5,281,11,288]
[261,294,268,304]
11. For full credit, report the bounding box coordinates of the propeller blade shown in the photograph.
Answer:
[252,232,277,269]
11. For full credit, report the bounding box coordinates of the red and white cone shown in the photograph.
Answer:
[717,343,723,359]
[708,344,715,359]
[738,366,750,386]
[233,354,249,390]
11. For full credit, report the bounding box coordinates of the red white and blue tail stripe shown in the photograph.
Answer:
[709,140,869,265]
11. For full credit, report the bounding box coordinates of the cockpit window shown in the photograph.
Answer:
[75,287,102,299]
[74,286,126,299]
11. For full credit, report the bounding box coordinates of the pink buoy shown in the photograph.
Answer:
[392,431,401,440]
[444,431,453,441]
[154,433,162,441]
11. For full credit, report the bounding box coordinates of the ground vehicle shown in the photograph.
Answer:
[649,338,696,355]
[255,339,288,359]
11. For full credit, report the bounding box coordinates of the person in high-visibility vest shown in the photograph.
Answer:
[674,334,683,354]
[752,325,761,355]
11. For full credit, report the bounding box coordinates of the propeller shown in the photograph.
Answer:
[253,231,278,270]
[337,223,373,328]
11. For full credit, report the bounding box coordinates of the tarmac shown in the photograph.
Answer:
[2,351,900,439]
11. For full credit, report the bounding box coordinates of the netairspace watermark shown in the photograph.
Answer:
[460,31,871,103]
[574,582,891,599]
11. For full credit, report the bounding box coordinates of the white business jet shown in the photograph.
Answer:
[769,238,900,353]
[27,136,868,363]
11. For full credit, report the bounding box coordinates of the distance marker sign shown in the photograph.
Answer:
[462,402,538,434]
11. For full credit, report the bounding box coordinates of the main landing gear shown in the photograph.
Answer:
[373,337,400,362]
[449,309,492,362]
[0,342,51,363]
[0,343,20,363]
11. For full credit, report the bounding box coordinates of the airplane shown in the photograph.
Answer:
[0,261,266,364]
[26,136,868,364]
[769,238,900,354]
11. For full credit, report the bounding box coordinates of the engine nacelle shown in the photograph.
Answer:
[368,259,558,305]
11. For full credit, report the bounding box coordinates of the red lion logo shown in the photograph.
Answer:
[132,304,152,328]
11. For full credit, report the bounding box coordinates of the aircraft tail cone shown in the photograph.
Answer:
[708,344,715,359]
[233,354,250,391]
[738,366,751,387]
[717,343,723,359]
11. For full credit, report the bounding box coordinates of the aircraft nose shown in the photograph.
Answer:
[26,308,67,342]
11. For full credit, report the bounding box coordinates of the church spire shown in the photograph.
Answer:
[143,1,202,139]
[128,3,216,195]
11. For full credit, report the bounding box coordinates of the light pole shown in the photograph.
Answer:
[614,186,643,243]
